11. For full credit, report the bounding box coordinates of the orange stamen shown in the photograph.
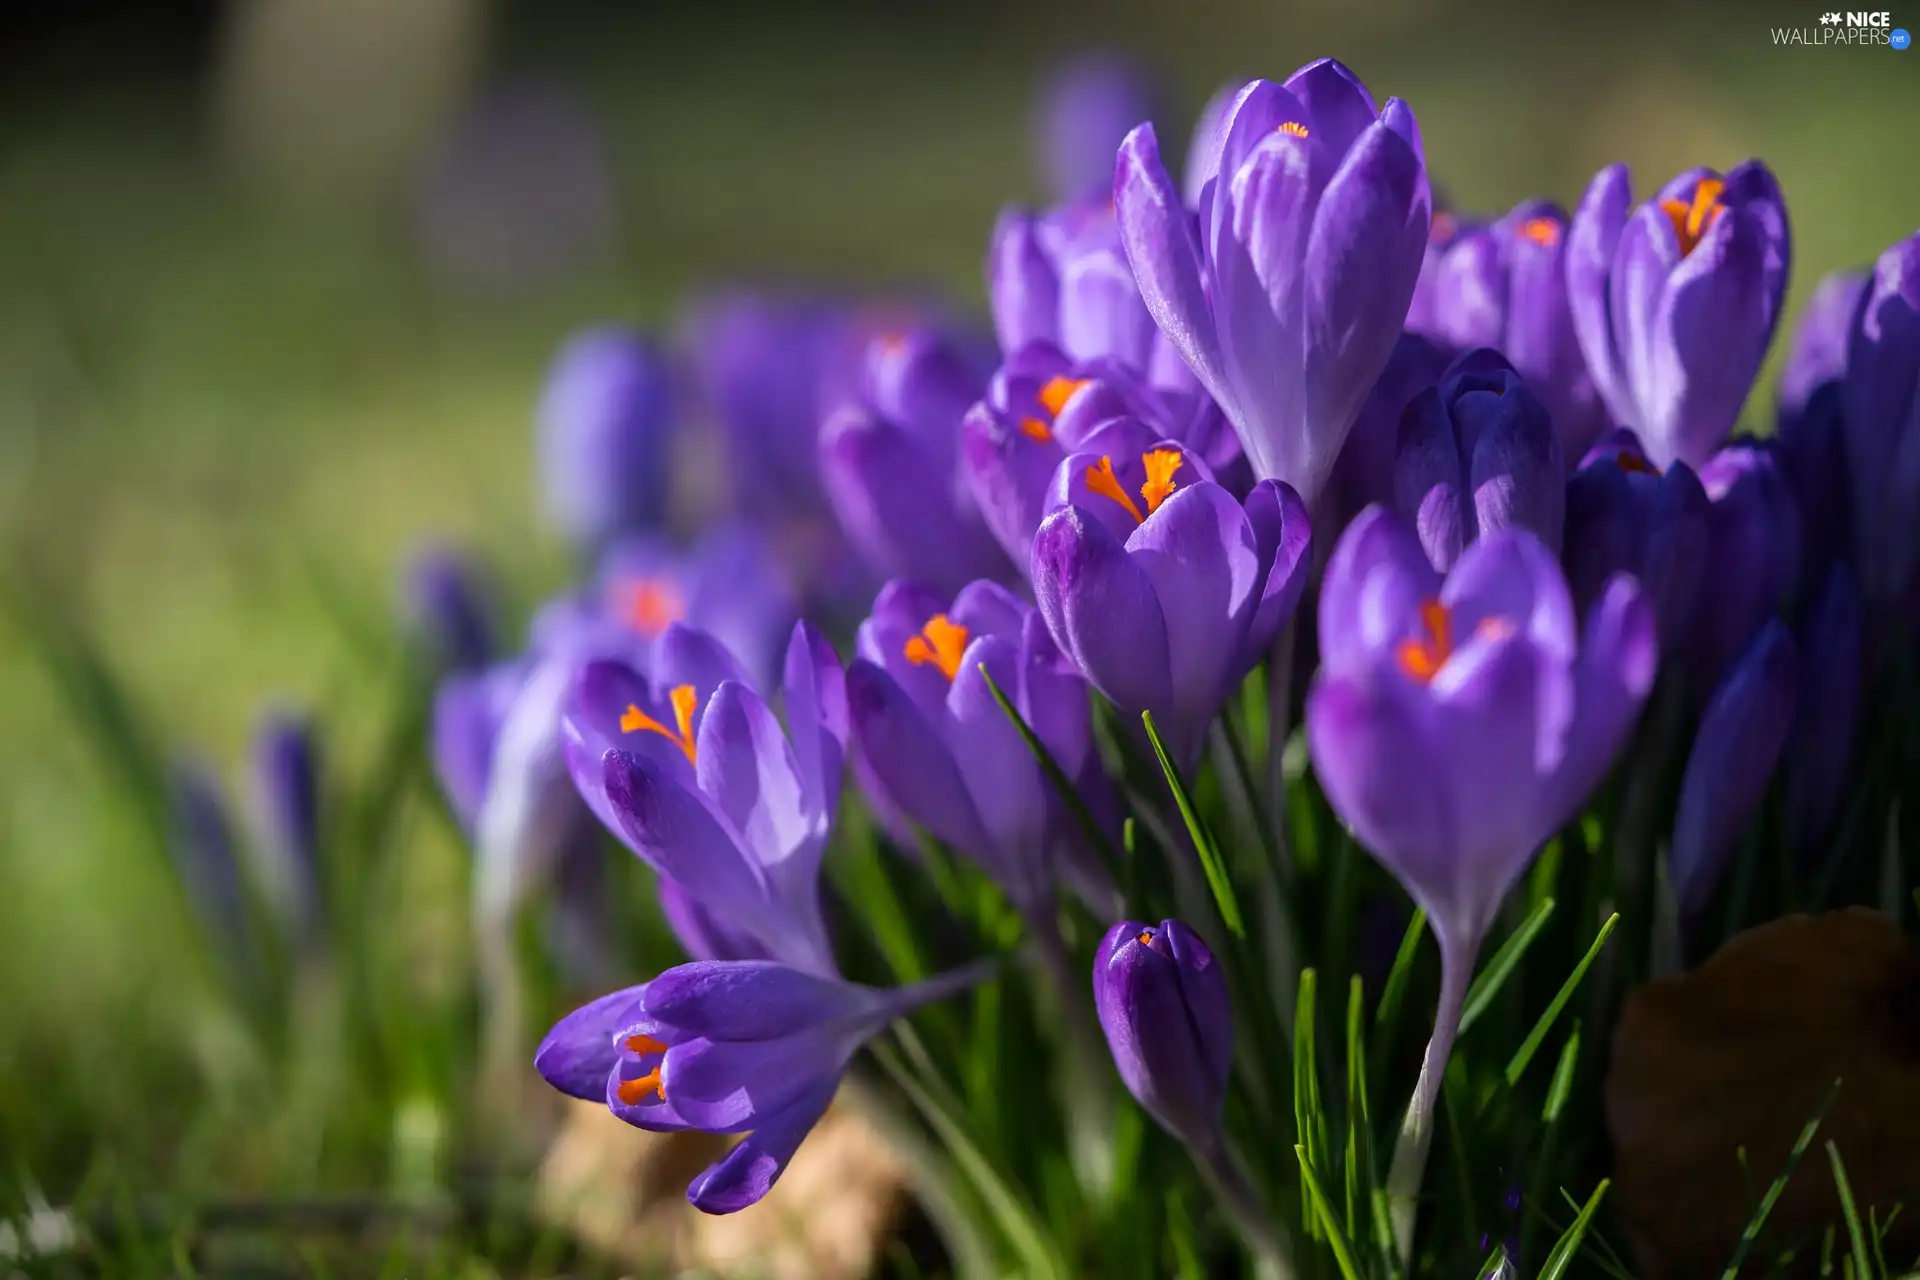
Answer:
[1519,217,1561,248]
[1395,600,1455,683]
[1019,417,1054,443]
[1659,177,1726,257]
[625,1034,667,1055]
[904,614,970,681]
[619,684,700,764]
[1277,121,1309,137]
[1617,452,1659,476]
[1085,456,1146,523]
[611,577,685,638]
[1140,449,1184,515]
[1135,930,1154,945]
[616,1065,665,1105]
[1038,376,1090,418]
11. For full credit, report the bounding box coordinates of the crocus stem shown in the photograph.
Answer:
[1195,1130,1294,1280]
[1027,914,1119,1196]
[1386,938,1474,1266]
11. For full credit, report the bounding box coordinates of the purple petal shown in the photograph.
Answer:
[1318,505,1442,666]
[685,1082,837,1214]
[1238,478,1313,671]
[945,634,1051,904]
[535,983,649,1101]
[599,749,774,938]
[1442,530,1579,666]
[1548,574,1658,825]
[1394,385,1468,570]
[664,1025,857,1131]
[782,621,848,818]
[1115,125,1226,407]
[988,208,1061,354]
[1566,163,1635,424]
[644,961,880,1041]
[844,659,992,858]
[1032,505,1175,720]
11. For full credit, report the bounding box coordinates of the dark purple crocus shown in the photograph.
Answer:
[1561,429,1710,649]
[1093,919,1232,1152]
[1415,200,1609,460]
[1116,60,1430,501]
[1326,332,1455,534]
[1031,453,1312,769]
[166,761,253,979]
[1778,270,1868,427]
[1392,349,1565,571]
[248,707,322,947]
[1405,208,1480,337]
[1671,619,1798,918]
[1305,510,1655,1253]
[820,328,1010,595]
[1566,161,1791,470]
[1036,53,1158,203]
[537,328,675,549]
[1784,565,1862,862]
[1688,442,1803,694]
[401,543,497,672]
[1840,231,1920,609]
[845,579,1112,916]
[535,958,985,1214]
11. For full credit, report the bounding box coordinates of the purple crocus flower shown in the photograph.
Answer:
[1689,442,1803,694]
[845,579,1112,915]
[1326,331,1454,534]
[431,660,529,834]
[1305,509,1655,1254]
[248,707,323,946]
[1180,83,1241,207]
[1093,919,1232,1152]
[1405,208,1480,337]
[166,761,254,979]
[1031,452,1312,769]
[1116,60,1431,502]
[1560,429,1710,649]
[1671,618,1798,917]
[535,959,983,1214]
[820,328,1010,596]
[1840,231,1920,609]
[1566,161,1791,471]
[1392,348,1565,571]
[1778,270,1869,427]
[1036,53,1158,203]
[989,199,1167,379]
[1415,200,1610,460]
[1784,565,1862,862]
[537,328,675,549]
[401,543,497,672]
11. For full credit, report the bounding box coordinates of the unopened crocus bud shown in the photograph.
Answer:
[166,762,252,978]
[1561,429,1710,648]
[1784,565,1862,862]
[1778,270,1868,427]
[537,328,674,549]
[1093,919,1232,1149]
[1326,333,1454,535]
[402,544,497,672]
[1690,443,1803,692]
[1841,231,1920,608]
[248,707,322,947]
[1393,349,1565,571]
[1671,619,1798,918]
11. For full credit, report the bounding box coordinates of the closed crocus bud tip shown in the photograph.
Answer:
[1093,919,1232,1150]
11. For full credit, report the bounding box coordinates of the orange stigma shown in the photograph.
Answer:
[1431,211,1456,244]
[1038,375,1089,418]
[625,1034,667,1055]
[620,685,700,764]
[1617,452,1659,476]
[1019,417,1055,443]
[616,1065,665,1105]
[1135,930,1154,945]
[1396,600,1456,683]
[1277,121,1309,137]
[1085,456,1146,523]
[1659,177,1726,257]
[612,577,685,638]
[904,614,970,681]
[1140,450,1184,516]
[1519,217,1561,248]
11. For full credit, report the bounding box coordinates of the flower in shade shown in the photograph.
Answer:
[1561,429,1710,649]
[1840,231,1920,609]
[1405,207,1480,337]
[1413,199,1610,459]
[1670,619,1798,918]
[1566,161,1791,471]
[1092,919,1232,1152]
[820,328,1010,595]
[1031,448,1312,769]
[1784,565,1862,862]
[1327,331,1455,534]
[1774,285,1856,590]
[535,958,986,1214]
[165,761,255,981]
[1392,348,1565,571]
[248,707,323,947]
[845,579,1114,916]
[1307,509,1657,967]
[1777,270,1868,428]
[538,328,676,549]
[401,543,497,672]
[1688,442,1803,694]
[1035,52,1159,203]
[1117,60,1430,500]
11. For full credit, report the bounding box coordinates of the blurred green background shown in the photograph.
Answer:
[1,0,1915,1239]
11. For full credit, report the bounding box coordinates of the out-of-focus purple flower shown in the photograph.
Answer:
[166,761,253,976]
[402,543,497,672]
[988,200,1169,378]
[537,328,675,550]
[1327,332,1454,534]
[1180,83,1241,206]
[1392,349,1565,571]
[1037,53,1159,204]
[657,878,769,963]
[248,707,322,947]
[562,622,847,976]
[1566,162,1791,470]
[1561,429,1710,650]
[1784,565,1862,862]
[1405,208,1480,337]
[820,329,1010,595]
[1116,60,1430,502]
[535,958,984,1214]
[1778,270,1868,427]
[845,579,1112,915]
[1093,919,1232,1151]
[1307,509,1657,962]
[1415,200,1610,460]
[1840,231,1920,608]
[1031,454,1312,769]
[1775,271,1861,587]
[1689,442,1803,693]
[1671,619,1798,917]
[431,661,528,834]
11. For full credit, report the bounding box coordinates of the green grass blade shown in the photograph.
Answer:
[1294,968,1323,1242]
[979,665,1125,888]
[1345,974,1371,1241]
[1142,709,1244,938]
[1542,1021,1582,1124]
[1374,907,1428,1031]
[1459,897,1557,1036]
[1828,1142,1873,1278]
[1296,1146,1365,1280]
[1505,913,1619,1086]
[1535,1180,1610,1280]
[1720,1079,1842,1278]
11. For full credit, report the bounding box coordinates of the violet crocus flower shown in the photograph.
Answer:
[401,543,497,673]
[1305,509,1656,1256]
[535,959,984,1213]
[1031,448,1312,770]
[1778,270,1868,427]
[1405,207,1480,337]
[820,328,1010,596]
[1326,332,1454,534]
[1117,59,1431,501]
[1392,349,1565,571]
[1840,231,1920,609]
[1671,619,1798,917]
[166,761,254,981]
[1093,919,1231,1151]
[845,579,1112,916]
[1566,161,1791,471]
[989,199,1167,378]
[1036,53,1158,203]
[537,328,675,550]
[1689,442,1803,694]
[248,707,323,947]
[1416,200,1610,459]
[1784,565,1862,861]
[1560,429,1710,649]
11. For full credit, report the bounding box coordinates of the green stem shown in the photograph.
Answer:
[1386,938,1474,1267]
